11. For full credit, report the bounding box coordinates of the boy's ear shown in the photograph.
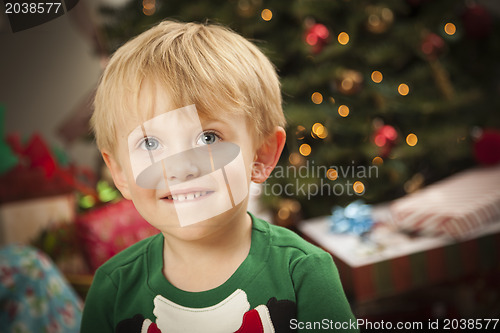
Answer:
[101,151,132,200]
[251,126,286,183]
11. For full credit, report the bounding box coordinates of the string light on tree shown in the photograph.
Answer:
[261,9,272,21]
[406,133,418,146]
[299,144,312,156]
[337,32,349,45]
[326,168,338,180]
[317,127,328,139]
[289,152,303,165]
[366,6,394,34]
[335,69,363,95]
[444,23,456,36]
[371,71,383,83]
[311,92,323,104]
[312,123,322,135]
[353,181,365,194]
[296,125,306,140]
[338,105,350,117]
[312,123,328,139]
[398,83,410,96]
[276,199,301,228]
[372,156,383,165]
[142,0,156,15]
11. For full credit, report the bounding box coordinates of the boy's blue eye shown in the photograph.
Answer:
[198,132,220,145]
[140,137,161,151]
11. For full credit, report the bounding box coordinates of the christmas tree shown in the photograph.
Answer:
[97,0,500,219]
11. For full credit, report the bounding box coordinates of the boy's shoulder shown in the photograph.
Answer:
[251,214,326,257]
[95,233,162,276]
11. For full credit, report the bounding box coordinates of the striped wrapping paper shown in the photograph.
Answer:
[390,166,500,239]
[335,231,500,302]
[299,215,500,302]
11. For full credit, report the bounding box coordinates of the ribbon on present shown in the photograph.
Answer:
[330,200,374,235]
[0,130,98,204]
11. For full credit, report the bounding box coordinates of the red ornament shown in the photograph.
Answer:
[421,32,445,60]
[373,124,398,158]
[462,4,492,39]
[305,23,330,54]
[474,129,500,166]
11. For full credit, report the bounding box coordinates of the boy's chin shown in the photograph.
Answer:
[157,202,249,237]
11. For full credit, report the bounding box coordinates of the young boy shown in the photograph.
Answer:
[81,20,358,333]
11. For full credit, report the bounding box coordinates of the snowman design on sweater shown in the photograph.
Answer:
[116,289,296,333]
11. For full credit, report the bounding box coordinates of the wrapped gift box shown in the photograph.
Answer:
[390,166,500,239]
[299,209,500,303]
[76,199,159,272]
[0,193,75,246]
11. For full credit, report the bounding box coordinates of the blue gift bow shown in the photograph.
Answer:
[330,200,374,235]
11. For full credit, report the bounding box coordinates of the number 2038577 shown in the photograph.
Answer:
[5,2,62,14]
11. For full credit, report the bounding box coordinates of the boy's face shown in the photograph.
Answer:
[108,82,259,239]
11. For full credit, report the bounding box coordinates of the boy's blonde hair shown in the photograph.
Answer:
[91,20,285,154]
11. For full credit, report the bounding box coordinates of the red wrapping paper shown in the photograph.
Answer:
[76,199,159,271]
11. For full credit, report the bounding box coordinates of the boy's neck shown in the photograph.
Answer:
[161,209,253,292]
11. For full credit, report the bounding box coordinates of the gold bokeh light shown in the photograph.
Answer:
[261,9,273,21]
[371,70,383,83]
[311,92,323,104]
[338,32,350,45]
[327,168,338,180]
[372,156,383,165]
[353,181,365,194]
[444,23,456,35]
[406,133,418,146]
[299,144,312,156]
[338,105,350,117]
[398,83,410,96]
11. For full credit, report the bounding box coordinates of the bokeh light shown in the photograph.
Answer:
[289,152,302,165]
[372,156,383,165]
[338,32,349,45]
[406,133,418,146]
[327,168,338,180]
[371,70,383,83]
[311,92,323,104]
[338,105,349,117]
[261,9,272,21]
[296,125,306,139]
[398,83,410,96]
[143,0,156,15]
[299,144,312,156]
[444,22,456,35]
[353,181,365,194]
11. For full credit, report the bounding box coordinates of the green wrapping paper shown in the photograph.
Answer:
[0,104,18,174]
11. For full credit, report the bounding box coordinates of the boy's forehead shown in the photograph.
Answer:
[134,79,242,128]
[127,104,201,139]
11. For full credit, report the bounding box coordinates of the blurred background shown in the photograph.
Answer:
[1,0,500,331]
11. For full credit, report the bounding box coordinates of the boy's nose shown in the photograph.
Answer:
[163,150,202,185]
[166,163,199,183]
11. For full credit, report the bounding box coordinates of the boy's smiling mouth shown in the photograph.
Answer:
[161,188,215,203]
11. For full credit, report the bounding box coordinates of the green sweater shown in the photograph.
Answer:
[81,214,359,332]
